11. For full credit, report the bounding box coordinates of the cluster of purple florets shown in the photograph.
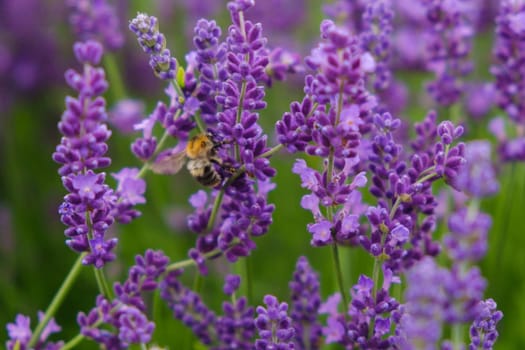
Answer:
[6,0,512,349]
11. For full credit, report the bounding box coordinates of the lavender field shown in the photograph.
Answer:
[1,0,523,349]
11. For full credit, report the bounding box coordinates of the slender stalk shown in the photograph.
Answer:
[28,254,87,347]
[103,54,127,101]
[207,189,225,231]
[166,247,225,271]
[93,267,113,299]
[244,256,253,304]
[331,242,349,312]
[61,333,85,350]
[368,257,382,339]
[452,324,464,350]
[326,83,348,312]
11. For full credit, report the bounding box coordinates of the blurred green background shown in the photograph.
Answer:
[1,0,524,349]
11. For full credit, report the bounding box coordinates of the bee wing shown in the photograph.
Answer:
[150,150,187,175]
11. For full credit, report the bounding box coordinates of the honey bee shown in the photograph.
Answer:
[151,133,232,187]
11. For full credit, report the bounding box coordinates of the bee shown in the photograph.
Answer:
[151,133,232,187]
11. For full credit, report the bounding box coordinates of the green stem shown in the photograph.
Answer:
[166,247,225,271]
[207,189,225,231]
[369,257,382,338]
[93,267,113,299]
[28,254,87,347]
[331,243,349,312]
[244,256,253,304]
[61,334,85,350]
[452,324,464,350]
[326,82,348,311]
[103,54,126,101]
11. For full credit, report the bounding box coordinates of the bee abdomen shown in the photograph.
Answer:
[196,165,222,187]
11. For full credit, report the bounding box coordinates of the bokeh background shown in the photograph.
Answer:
[1,0,524,348]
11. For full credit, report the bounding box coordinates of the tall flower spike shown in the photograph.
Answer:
[395,257,447,348]
[492,0,525,125]
[360,0,394,91]
[52,41,119,267]
[254,295,295,350]
[67,0,124,50]
[289,256,323,349]
[184,0,277,267]
[420,0,476,106]
[278,18,375,248]
[129,13,177,80]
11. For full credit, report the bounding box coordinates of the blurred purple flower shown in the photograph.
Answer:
[223,274,241,295]
[454,140,499,197]
[420,0,477,106]
[109,99,145,134]
[68,0,124,50]
[6,312,63,350]
[492,0,525,125]
[289,256,322,349]
[464,83,496,119]
[444,208,491,262]
[395,257,447,349]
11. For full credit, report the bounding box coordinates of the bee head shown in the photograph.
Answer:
[186,133,214,159]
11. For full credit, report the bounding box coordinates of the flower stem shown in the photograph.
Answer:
[28,254,87,348]
[93,267,113,299]
[61,333,85,350]
[452,324,464,350]
[331,243,349,313]
[103,54,126,102]
[207,189,225,231]
[244,256,253,304]
[166,248,225,271]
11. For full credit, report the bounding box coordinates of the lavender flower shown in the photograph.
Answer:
[395,257,447,349]
[67,0,124,50]
[278,18,377,248]
[52,41,120,267]
[109,99,145,134]
[171,0,278,267]
[254,295,295,350]
[361,111,466,272]
[78,296,155,348]
[223,274,241,295]
[469,299,503,350]
[346,273,399,348]
[192,18,227,124]
[129,13,177,80]
[160,269,217,344]
[289,256,322,350]
[6,312,63,350]
[443,265,486,324]
[216,278,256,349]
[78,250,168,348]
[360,0,394,91]
[111,167,146,223]
[492,0,525,124]
[420,0,476,106]
[488,116,525,161]
[444,208,491,262]
[454,141,499,197]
